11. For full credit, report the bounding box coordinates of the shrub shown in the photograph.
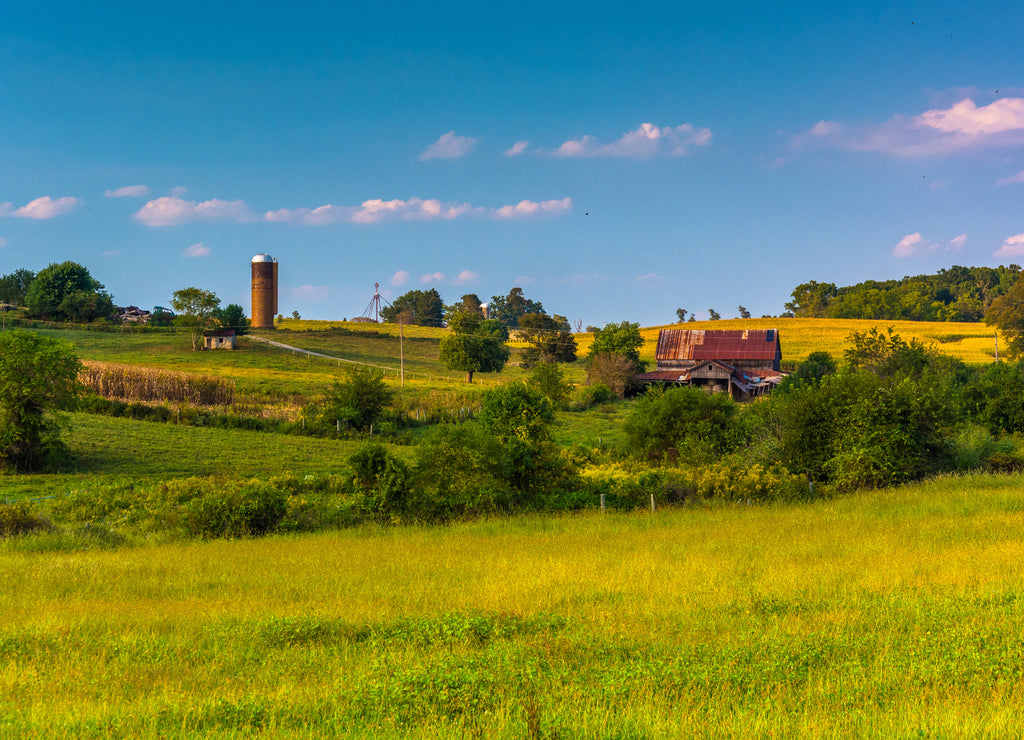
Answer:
[178,480,288,538]
[623,386,741,464]
[0,502,52,536]
[348,443,411,520]
[412,424,513,519]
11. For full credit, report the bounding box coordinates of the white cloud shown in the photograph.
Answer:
[633,272,662,284]
[514,275,534,286]
[170,186,189,197]
[0,237,7,249]
[554,122,712,158]
[893,233,925,258]
[492,197,572,219]
[997,170,1024,186]
[419,131,478,161]
[420,272,445,284]
[950,234,968,250]
[105,185,151,198]
[133,197,252,226]
[292,284,330,302]
[505,141,529,157]
[390,270,411,287]
[183,242,210,258]
[452,270,479,285]
[0,196,81,219]
[995,233,1024,258]
[794,97,1024,157]
[101,249,119,257]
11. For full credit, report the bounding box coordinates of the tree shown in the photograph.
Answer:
[675,308,688,323]
[381,289,444,327]
[526,362,572,408]
[215,304,249,334]
[438,311,510,383]
[25,261,113,322]
[518,313,577,367]
[291,310,301,320]
[444,294,483,324]
[624,386,741,464]
[488,287,545,329]
[587,321,644,365]
[738,306,751,319]
[171,287,221,350]
[305,365,395,431]
[708,308,721,321]
[986,277,1024,357]
[0,330,82,472]
[785,281,838,317]
[0,269,36,306]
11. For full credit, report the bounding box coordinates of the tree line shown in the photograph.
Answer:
[784,265,1022,322]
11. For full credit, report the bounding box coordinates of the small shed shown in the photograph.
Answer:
[203,329,237,350]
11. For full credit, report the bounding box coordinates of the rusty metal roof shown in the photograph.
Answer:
[655,329,780,361]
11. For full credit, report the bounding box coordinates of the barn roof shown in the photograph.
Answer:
[655,328,780,362]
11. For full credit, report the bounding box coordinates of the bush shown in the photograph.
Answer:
[0,502,52,536]
[303,366,395,432]
[348,443,412,520]
[177,480,288,538]
[412,424,512,519]
[623,386,741,464]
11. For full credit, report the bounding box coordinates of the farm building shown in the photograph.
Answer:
[635,328,785,401]
[203,329,237,350]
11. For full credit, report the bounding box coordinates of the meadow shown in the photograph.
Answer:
[3,473,1024,737]
[2,317,1021,737]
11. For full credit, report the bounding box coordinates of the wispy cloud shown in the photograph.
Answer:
[893,232,967,258]
[420,272,445,284]
[292,284,330,302]
[134,196,252,226]
[995,233,1024,259]
[633,272,662,284]
[553,122,712,158]
[170,186,189,197]
[105,185,151,198]
[183,242,210,258]
[419,131,478,160]
[452,270,479,285]
[997,169,1024,186]
[505,141,529,157]
[0,196,81,219]
[795,97,1024,157]
[390,270,411,287]
[0,237,7,249]
[492,198,572,219]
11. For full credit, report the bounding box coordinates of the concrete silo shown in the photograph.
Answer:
[251,253,278,328]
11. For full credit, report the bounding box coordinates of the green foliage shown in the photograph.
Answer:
[304,365,395,431]
[0,330,82,472]
[844,326,935,379]
[517,313,577,366]
[487,287,545,329]
[985,274,1024,357]
[180,480,288,538]
[586,321,643,365]
[786,265,1022,322]
[965,359,1024,434]
[0,501,52,536]
[708,308,721,320]
[413,424,512,518]
[170,287,221,350]
[624,386,741,464]
[0,268,36,306]
[525,362,572,408]
[215,303,249,334]
[348,443,411,519]
[25,261,113,322]
[438,311,510,382]
[381,288,444,326]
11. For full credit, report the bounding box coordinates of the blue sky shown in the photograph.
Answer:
[2,1,1024,326]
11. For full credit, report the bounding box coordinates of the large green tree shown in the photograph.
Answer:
[380,289,444,327]
[488,287,545,329]
[0,269,36,306]
[215,303,249,334]
[438,311,510,383]
[171,287,221,350]
[25,261,113,322]
[518,312,577,367]
[986,276,1024,358]
[0,330,82,472]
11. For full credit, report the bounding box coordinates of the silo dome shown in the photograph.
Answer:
[252,253,275,263]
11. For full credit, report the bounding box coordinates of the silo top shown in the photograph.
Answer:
[252,253,275,263]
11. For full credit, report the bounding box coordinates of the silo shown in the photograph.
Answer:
[251,253,278,328]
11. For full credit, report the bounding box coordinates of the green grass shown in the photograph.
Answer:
[3,473,1024,736]
[0,414,393,500]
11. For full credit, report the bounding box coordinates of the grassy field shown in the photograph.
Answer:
[3,473,1024,737]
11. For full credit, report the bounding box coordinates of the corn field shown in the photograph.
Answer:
[80,361,235,406]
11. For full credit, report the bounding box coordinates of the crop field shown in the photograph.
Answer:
[3,474,1024,737]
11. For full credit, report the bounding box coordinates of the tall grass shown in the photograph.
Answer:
[3,474,1024,737]
[80,361,235,406]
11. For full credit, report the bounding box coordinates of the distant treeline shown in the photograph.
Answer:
[785,265,1022,322]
